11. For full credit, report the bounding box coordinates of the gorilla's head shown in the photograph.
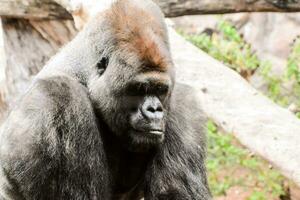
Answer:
[87,0,174,152]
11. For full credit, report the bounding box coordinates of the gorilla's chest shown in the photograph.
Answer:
[102,134,152,198]
[109,150,150,194]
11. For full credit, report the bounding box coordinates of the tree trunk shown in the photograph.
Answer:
[0,0,72,19]
[0,18,77,121]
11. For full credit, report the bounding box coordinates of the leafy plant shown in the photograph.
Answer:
[183,20,260,80]
[258,61,287,105]
[287,37,300,82]
[285,37,300,117]
[180,19,287,105]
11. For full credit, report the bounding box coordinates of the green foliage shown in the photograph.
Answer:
[258,61,287,105]
[286,37,300,117]
[287,37,300,82]
[206,121,286,198]
[218,20,242,43]
[181,19,300,110]
[247,191,267,200]
[184,20,260,76]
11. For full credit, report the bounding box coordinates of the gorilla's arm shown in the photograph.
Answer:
[0,76,109,200]
[145,84,212,200]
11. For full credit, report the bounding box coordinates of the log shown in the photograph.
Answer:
[0,0,72,19]
[157,0,300,17]
[1,0,300,19]
[0,18,77,120]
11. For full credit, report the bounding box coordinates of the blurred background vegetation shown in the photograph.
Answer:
[174,16,300,199]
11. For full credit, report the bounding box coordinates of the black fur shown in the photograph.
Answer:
[0,0,211,199]
[0,76,109,199]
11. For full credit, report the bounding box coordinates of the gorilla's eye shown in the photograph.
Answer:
[96,57,109,75]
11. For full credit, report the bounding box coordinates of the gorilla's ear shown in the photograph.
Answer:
[96,57,109,75]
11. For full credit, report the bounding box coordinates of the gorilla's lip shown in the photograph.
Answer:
[132,128,164,136]
[148,130,164,136]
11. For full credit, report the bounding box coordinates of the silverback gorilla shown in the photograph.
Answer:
[0,0,211,199]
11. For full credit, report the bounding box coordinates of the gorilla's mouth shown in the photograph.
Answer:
[147,129,164,135]
[129,128,165,143]
[125,128,165,152]
[132,128,164,138]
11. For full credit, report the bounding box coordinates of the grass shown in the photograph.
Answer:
[206,121,286,199]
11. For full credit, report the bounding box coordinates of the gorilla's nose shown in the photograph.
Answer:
[140,96,164,121]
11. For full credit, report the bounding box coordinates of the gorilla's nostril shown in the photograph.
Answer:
[147,106,156,113]
[156,106,163,112]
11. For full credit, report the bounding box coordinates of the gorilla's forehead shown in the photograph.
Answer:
[106,0,171,72]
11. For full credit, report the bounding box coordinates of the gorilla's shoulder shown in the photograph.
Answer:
[1,75,93,144]
[20,76,89,111]
[35,76,88,102]
[171,83,205,117]
[7,75,92,127]
[169,83,207,141]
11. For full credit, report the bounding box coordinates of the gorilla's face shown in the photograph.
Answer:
[87,0,173,151]
[89,45,174,152]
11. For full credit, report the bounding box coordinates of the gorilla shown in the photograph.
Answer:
[0,0,211,199]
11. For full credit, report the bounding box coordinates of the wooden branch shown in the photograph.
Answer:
[0,18,77,120]
[1,0,300,19]
[0,0,72,19]
[157,0,300,17]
